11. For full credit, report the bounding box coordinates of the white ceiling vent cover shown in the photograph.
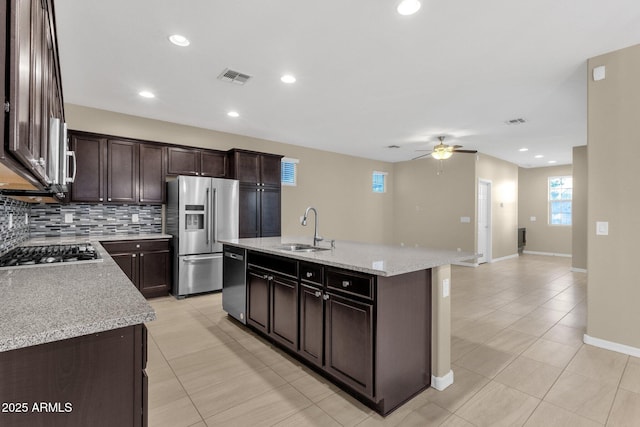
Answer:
[217,68,252,85]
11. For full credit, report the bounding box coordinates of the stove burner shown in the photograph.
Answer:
[0,244,100,267]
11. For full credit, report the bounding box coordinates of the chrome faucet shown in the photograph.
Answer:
[301,206,322,246]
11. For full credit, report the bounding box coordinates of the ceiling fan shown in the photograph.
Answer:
[412,136,477,161]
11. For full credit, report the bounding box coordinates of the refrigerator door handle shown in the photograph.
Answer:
[212,188,218,243]
[205,187,210,244]
[182,254,223,262]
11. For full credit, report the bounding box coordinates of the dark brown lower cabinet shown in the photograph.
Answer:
[102,239,171,299]
[246,267,298,352]
[0,324,148,427]
[243,250,432,416]
[324,292,373,397]
[298,284,324,367]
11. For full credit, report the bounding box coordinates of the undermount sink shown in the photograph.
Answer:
[276,243,331,252]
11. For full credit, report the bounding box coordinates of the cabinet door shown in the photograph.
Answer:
[70,134,106,202]
[7,0,49,182]
[239,185,260,238]
[139,250,171,298]
[166,146,200,176]
[233,151,260,183]
[270,275,298,350]
[107,139,138,203]
[200,150,226,177]
[260,187,281,237]
[111,253,138,285]
[299,284,324,367]
[325,293,374,397]
[139,143,165,204]
[260,155,282,186]
[247,270,270,334]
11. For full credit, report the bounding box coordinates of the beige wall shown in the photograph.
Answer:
[392,154,476,252]
[587,44,640,348]
[518,165,572,255]
[477,154,519,259]
[65,104,394,244]
[572,146,588,270]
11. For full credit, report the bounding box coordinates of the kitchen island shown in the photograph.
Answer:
[222,237,473,415]
[0,234,165,427]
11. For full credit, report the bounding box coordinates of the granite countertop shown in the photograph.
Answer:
[222,237,475,277]
[0,233,170,353]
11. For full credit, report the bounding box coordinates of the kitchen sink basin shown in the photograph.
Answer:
[276,243,331,252]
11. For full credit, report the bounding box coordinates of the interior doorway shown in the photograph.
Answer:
[477,180,492,264]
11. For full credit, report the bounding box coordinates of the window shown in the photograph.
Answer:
[548,176,572,225]
[281,158,299,186]
[372,171,387,193]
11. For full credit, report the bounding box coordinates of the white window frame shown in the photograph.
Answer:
[372,171,388,193]
[281,157,299,186]
[548,175,572,226]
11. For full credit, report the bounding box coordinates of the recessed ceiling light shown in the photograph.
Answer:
[227,111,240,118]
[519,148,529,152]
[138,90,155,98]
[397,0,421,15]
[548,160,557,164]
[534,155,544,159]
[280,74,296,84]
[168,34,190,47]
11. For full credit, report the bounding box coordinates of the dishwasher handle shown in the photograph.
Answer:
[224,251,244,261]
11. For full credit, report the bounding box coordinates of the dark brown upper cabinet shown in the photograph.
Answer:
[166,146,227,177]
[70,131,165,204]
[228,149,282,185]
[3,0,65,188]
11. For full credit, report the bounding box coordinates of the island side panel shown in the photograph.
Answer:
[431,264,453,389]
[375,269,431,414]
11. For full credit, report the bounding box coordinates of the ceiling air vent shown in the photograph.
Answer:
[217,68,252,85]
[505,118,527,125]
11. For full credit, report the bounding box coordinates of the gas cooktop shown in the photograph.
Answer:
[0,243,101,268]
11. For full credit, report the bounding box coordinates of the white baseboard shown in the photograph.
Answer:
[571,267,587,273]
[490,253,519,263]
[431,370,454,391]
[523,250,572,258]
[584,334,640,358]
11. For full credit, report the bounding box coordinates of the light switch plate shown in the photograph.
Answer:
[530,216,537,222]
[442,278,450,298]
[132,213,139,223]
[593,65,606,81]
[596,221,609,235]
[460,216,471,223]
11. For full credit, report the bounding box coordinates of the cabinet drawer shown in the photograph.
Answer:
[102,239,169,254]
[300,262,323,285]
[326,268,374,300]
[247,251,297,278]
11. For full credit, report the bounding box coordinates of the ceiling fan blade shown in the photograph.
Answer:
[453,149,478,153]
[412,152,433,160]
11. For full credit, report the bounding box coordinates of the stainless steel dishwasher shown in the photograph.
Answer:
[222,245,247,324]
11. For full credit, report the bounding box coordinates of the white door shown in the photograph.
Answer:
[477,180,491,263]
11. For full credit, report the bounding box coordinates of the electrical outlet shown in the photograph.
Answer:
[8,214,13,229]
[460,216,471,223]
[530,216,537,222]
[64,213,73,223]
[25,213,29,224]
[596,221,609,236]
[442,278,450,298]
[132,213,139,223]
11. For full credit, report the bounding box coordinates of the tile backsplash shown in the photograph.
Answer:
[29,203,163,237]
[0,195,30,254]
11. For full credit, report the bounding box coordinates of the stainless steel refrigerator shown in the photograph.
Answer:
[167,176,239,298]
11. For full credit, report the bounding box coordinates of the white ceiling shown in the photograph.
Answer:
[54,0,640,167]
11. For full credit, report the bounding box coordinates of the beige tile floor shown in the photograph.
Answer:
[146,255,640,426]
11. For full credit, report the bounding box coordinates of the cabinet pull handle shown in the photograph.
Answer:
[322,294,330,301]
[268,275,274,281]
[136,244,140,248]
[342,280,351,287]
[108,198,112,202]
[314,291,322,298]
[99,198,103,202]
[132,254,136,258]
[306,272,313,278]
[140,254,144,257]
[263,274,269,279]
